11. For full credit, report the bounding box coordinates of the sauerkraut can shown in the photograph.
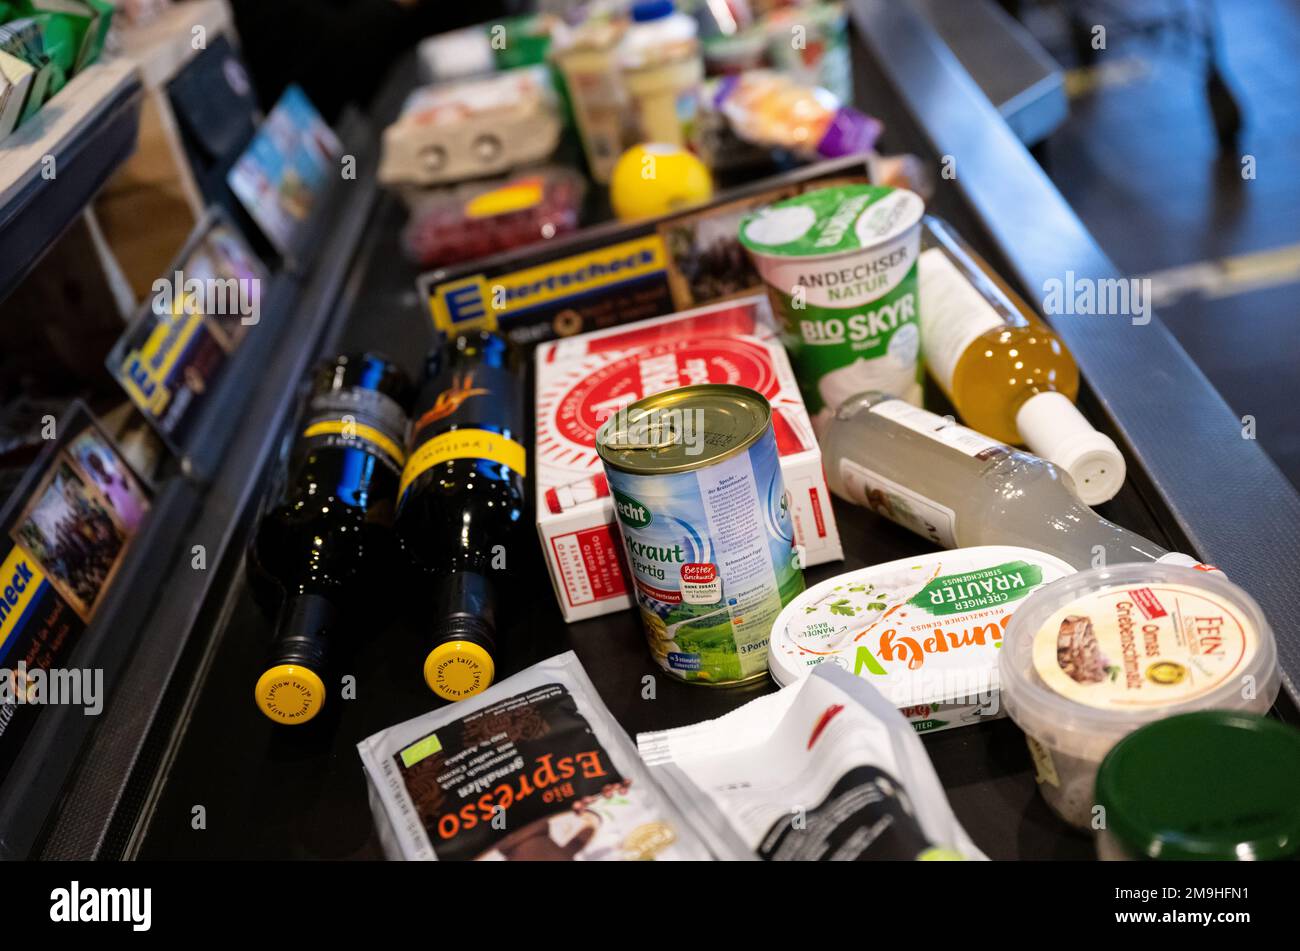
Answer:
[596,384,804,685]
[740,185,926,430]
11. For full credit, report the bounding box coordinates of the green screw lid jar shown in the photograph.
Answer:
[1095,711,1300,860]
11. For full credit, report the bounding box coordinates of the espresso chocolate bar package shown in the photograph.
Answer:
[357,652,712,861]
[637,666,986,861]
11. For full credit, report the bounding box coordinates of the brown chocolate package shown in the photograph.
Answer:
[358,652,711,861]
[397,683,626,860]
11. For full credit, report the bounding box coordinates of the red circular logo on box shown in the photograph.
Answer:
[555,339,779,448]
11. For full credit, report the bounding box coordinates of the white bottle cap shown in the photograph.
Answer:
[1015,391,1126,505]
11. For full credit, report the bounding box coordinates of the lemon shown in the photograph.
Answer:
[609,143,714,221]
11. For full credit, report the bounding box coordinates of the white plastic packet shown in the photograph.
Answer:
[357,651,711,861]
[637,665,986,860]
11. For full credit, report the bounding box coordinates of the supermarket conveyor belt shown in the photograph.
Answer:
[134,183,1108,856]
[131,185,1283,864]
[851,0,1300,706]
[39,5,1300,861]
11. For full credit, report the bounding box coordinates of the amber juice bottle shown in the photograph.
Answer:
[918,217,1125,504]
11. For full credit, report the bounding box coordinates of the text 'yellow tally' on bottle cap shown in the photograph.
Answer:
[255,664,326,725]
[424,641,494,702]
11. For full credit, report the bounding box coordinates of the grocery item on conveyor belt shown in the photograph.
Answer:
[638,664,986,860]
[400,167,585,268]
[767,546,1076,733]
[617,0,705,148]
[919,216,1125,504]
[999,564,1279,829]
[250,354,412,726]
[1094,711,1300,860]
[550,14,628,184]
[608,142,714,221]
[763,1,851,102]
[741,184,925,427]
[533,295,841,624]
[378,66,562,187]
[821,391,1215,571]
[394,332,526,703]
[712,69,882,160]
[357,651,711,861]
[596,383,805,686]
[421,156,874,347]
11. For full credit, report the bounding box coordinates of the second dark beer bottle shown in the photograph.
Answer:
[251,353,412,724]
[395,331,526,702]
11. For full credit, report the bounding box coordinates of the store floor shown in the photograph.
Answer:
[1023,0,1300,488]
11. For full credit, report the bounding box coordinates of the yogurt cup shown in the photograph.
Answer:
[768,546,1075,733]
[999,564,1280,830]
[739,185,925,431]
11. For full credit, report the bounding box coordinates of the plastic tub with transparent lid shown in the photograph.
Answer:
[998,563,1279,829]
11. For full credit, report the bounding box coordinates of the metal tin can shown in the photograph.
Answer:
[595,384,805,685]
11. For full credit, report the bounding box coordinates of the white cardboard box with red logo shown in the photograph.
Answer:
[534,295,844,622]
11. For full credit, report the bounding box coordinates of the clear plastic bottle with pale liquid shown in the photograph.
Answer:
[821,392,1210,572]
[918,216,1125,505]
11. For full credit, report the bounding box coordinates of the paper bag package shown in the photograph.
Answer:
[534,295,843,622]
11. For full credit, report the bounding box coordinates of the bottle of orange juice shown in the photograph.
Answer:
[918,217,1125,505]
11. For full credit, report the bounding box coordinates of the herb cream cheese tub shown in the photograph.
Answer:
[999,564,1280,830]
[768,546,1075,733]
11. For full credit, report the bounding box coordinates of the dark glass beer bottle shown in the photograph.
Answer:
[395,331,526,702]
[251,353,412,724]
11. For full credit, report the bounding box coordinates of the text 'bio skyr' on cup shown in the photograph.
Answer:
[739,184,925,431]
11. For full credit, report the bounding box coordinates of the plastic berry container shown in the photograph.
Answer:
[401,168,585,268]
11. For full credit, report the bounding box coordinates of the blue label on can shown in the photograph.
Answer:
[604,422,804,684]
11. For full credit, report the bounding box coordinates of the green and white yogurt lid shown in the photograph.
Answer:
[739,184,925,259]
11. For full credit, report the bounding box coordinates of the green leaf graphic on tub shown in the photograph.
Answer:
[906,561,1044,616]
[807,584,888,616]
[828,599,856,617]
[613,489,652,529]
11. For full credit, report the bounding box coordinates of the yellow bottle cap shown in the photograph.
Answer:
[918,847,965,861]
[423,640,494,702]
[255,664,326,725]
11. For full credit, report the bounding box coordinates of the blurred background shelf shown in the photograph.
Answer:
[97,1,242,304]
[116,0,234,90]
[0,58,143,305]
